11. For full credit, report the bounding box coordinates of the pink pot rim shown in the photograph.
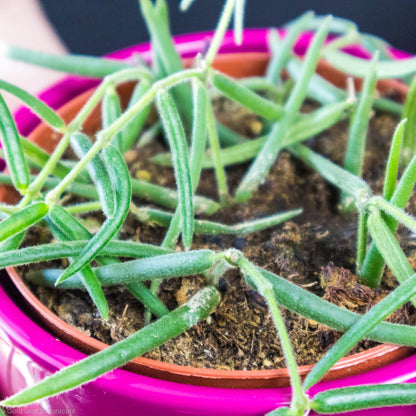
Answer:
[0,28,415,415]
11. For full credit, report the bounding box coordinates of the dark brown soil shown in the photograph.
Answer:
[24,99,416,370]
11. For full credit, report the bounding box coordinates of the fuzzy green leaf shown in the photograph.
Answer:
[325,50,416,79]
[1,43,133,77]
[0,202,48,243]
[157,90,194,249]
[0,93,29,193]
[383,119,406,200]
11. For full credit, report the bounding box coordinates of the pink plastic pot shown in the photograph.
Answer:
[0,29,415,415]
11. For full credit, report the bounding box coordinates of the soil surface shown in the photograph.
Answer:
[23,98,416,370]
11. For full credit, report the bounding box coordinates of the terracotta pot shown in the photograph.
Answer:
[0,30,415,416]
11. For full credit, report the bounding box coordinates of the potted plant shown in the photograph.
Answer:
[1,1,416,415]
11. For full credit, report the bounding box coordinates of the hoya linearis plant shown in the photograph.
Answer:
[0,0,416,415]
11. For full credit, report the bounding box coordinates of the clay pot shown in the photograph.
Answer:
[0,29,415,416]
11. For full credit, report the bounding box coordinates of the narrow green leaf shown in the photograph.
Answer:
[162,80,207,249]
[341,53,378,210]
[189,81,208,190]
[0,230,26,252]
[132,177,219,214]
[373,198,416,248]
[0,80,65,131]
[140,0,183,77]
[211,70,283,120]
[149,80,214,323]
[206,99,230,205]
[0,202,48,243]
[33,250,215,288]
[156,90,194,250]
[133,206,302,235]
[70,133,115,218]
[233,0,246,45]
[64,201,101,214]
[323,28,360,53]
[179,0,196,11]
[383,119,406,200]
[0,93,29,193]
[367,208,414,283]
[400,76,416,166]
[102,85,123,150]
[312,383,416,414]
[76,267,109,319]
[344,53,378,178]
[325,49,416,79]
[47,205,91,240]
[356,210,369,274]
[1,42,134,77]
[237,76,283,96]
[287,58,345,105]
[361,33,393,60]
[120,78,152,153]
[205,0,238,65]
[391,153,416,208]
[0,240,172,269]
[124,282,169,317]
[373,97,403,115]
[303,15,357,34]
[289,144,370,201]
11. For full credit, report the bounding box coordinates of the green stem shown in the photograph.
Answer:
[205,0,237,66]
[69,68,152,132]
[22,131,69,203]
[232,252,307,414]
[206,99,230,205]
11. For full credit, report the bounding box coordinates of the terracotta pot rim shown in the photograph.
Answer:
[3,51,413,389]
